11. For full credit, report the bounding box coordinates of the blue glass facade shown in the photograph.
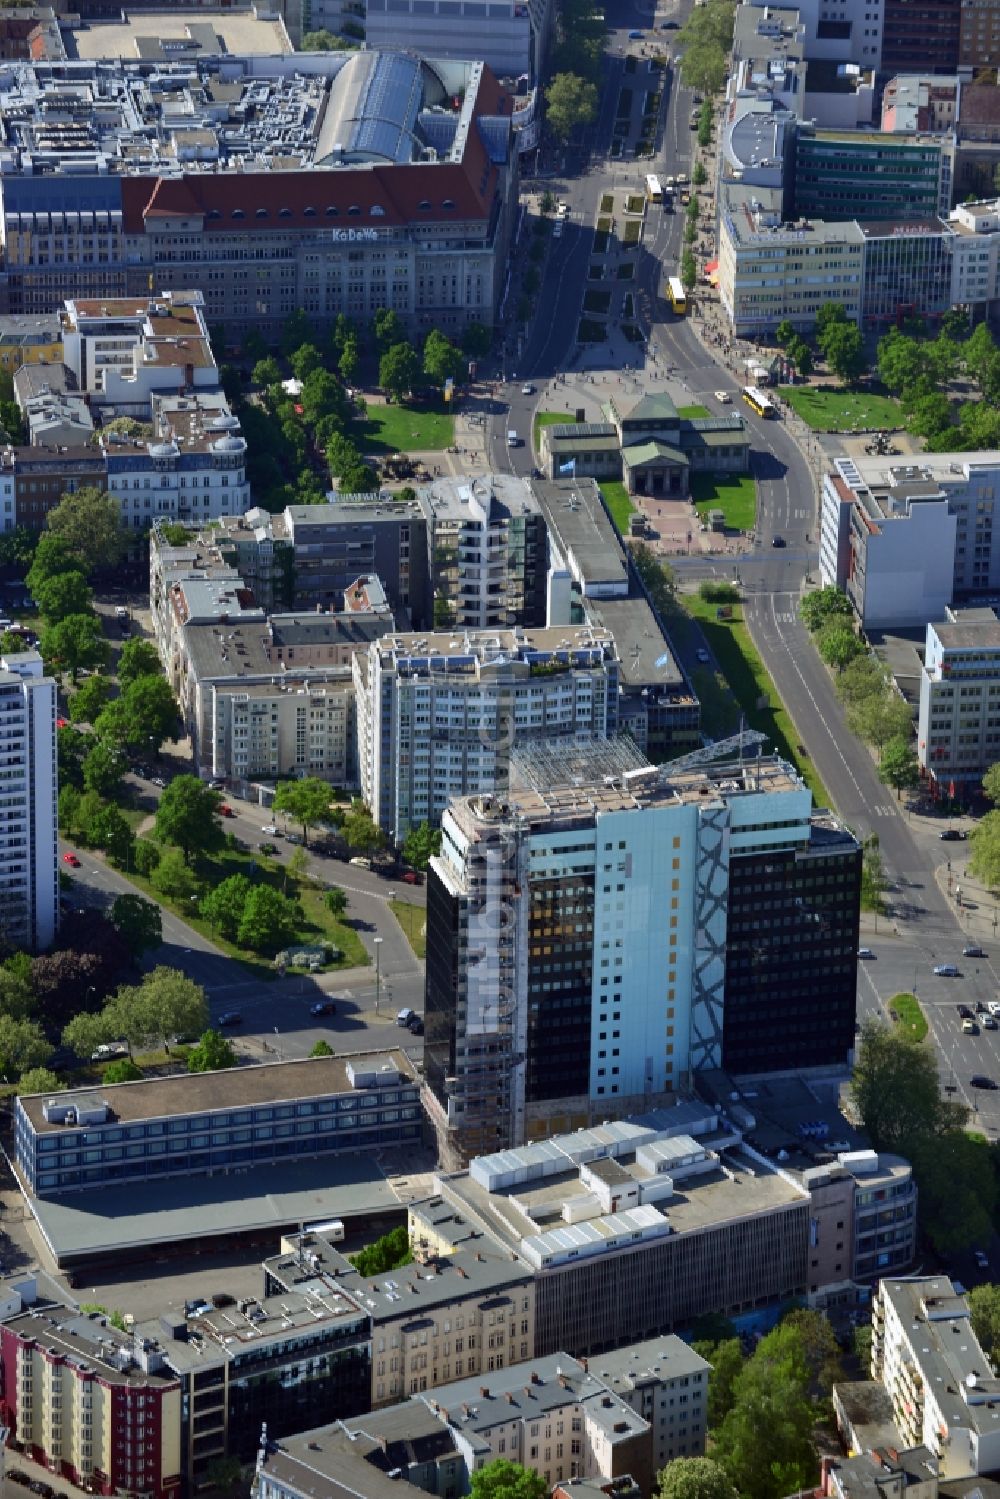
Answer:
[16,1085,421,1197]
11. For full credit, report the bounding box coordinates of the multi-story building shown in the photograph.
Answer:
[1,446,106,533]
[859,218,954,330]
[364,0,554,81]
[0,650,57,951]
[59,291,219,419]
[0,312,62,375]
[881,74,959,134]
[422,474,548,632]
[264,1204,537,1409]
[254,1332,706,1499]
[820,452,1000,629]
[880,0,961,73]
[0,54,518,341]
[917,606,1000,789]
[718,202,866,336]
[15,1052,421,1198]
[281,499,432,623]
[423,745,860,1165]
[872,1277,1000,1479]
[141,1287,372,1489]
[792,126,951,220]
[0,1303,182,1499]
[354,626,621,841]
[104,392,250,532]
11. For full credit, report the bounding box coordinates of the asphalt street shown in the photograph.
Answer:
[62,780,425,1065]
[481,0,1000,1131]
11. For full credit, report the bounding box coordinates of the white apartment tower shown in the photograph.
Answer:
[354,627,620,842]
[0,651,57,950]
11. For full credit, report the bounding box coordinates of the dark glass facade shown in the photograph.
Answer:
[881,0,960,74]
[721,838,861,1073]
[793,134,943,222]
[424,862,461,1109]
[526,872,594,1101]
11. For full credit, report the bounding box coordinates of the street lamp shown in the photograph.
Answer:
[374,936,383,1018]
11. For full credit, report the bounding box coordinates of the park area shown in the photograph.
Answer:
[355,400,454,453]
[889,992,927,1042]
[691,472,757,532]
[778,384,903,433]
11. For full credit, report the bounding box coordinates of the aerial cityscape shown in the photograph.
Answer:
[0,0,997,1496]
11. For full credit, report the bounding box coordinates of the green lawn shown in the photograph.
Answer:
[678,404,710,418]
[355,401,454,454]
[890,991,927,1042]
[390,899,426,960]
[690,472,757,532]
[115,844,369,980]
[683,591,831,808]
[598,481,635,535]
[691,665,739,739]
[534,410,575,445]
[623,220,642,245]
[778,384,904,433]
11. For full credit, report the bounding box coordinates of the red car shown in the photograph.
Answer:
[402,870,423,885]
[56,716,69,729]
[219,804,235,818]
[62,851,80,867]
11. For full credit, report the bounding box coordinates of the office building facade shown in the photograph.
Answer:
[918,607,1000,788]
[0,651,57,951]
[15,1053,420,1197]
[793,128,950,220]
[422,474,548,633]
[423,749,860,1166]
[354,627,621,842]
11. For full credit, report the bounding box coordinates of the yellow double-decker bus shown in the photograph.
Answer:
[667,276,686,315]
[645,173,663,203]
[742,386,777,418]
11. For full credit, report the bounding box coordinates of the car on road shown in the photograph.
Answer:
[350,855,372,869]
[407,1015,424,1035]
[209,780,225,790]
[660,17,677,25]
[218,1011,242,1027]
[628,27,644,36]
[310,1000,336,1016]
[553,220,564,238]
[521,383,535,395]
[858,947,876,960]
[964,945,986,957]
[958,1004,974,1018]
[219,804,235,818]
[396,1007,416,1027]
[972,1075,999,1090]
[939,828,966,841]
[976,1249,991,1268]
[962,1018,978,1034]
[771,535,786,548]
[714,390,731,403]
[696,648,711,664]
[261,824,278,835]
[990,1000,1000,1014]
[92,1041,129,1061]
[151,775,166,788]
[402,870,423,884]
[62,851,80,867]
[56,716,68,728]
[985,1014,998,1030]
[934,963,960,976]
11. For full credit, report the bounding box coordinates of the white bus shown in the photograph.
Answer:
[645,173,664,203]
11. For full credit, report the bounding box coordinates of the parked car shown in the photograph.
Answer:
[696,648,711,663]
[858,947,875,960]
[628,27,644,36]
[219,804,235,818]
[939,828,966,841]
[350,855,372,869]
[62,851,80,867]
[310,1000,336,1016]
[402,870,423,885]
[261,823,278,836]
[151,775,166,788]
[964,945,986,957]
[217,1011,242,1027]
[209,780,225,790]
[934,963,960,976]
[521,383,535,395]
[976,1249,991,1268]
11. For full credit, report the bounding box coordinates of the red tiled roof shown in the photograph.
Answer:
[121,63,509,235]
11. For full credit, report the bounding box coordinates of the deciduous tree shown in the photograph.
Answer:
[150,846,200,900]
[45,486,125,577]
[656,1459,738,1499]
[109,894,163,958]
[154,776,221,861]
[0,1015,52,1079]
[70,674,113,724]
[379,341,421,403]
[201,875,254,940]
[40,613,108,681]
[325,886,348,918]
[33,569,92,623]
[236,886,302,954]
[879,735,919,798]
[17,1066,64,1095]
[545,72,599,140]
[969,1284,1000,1365]
[117,638,162,686]
[851,1018,965,1154]
[187,1029,238,1073]
[273,777,334,846]
[82,737,126,797]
